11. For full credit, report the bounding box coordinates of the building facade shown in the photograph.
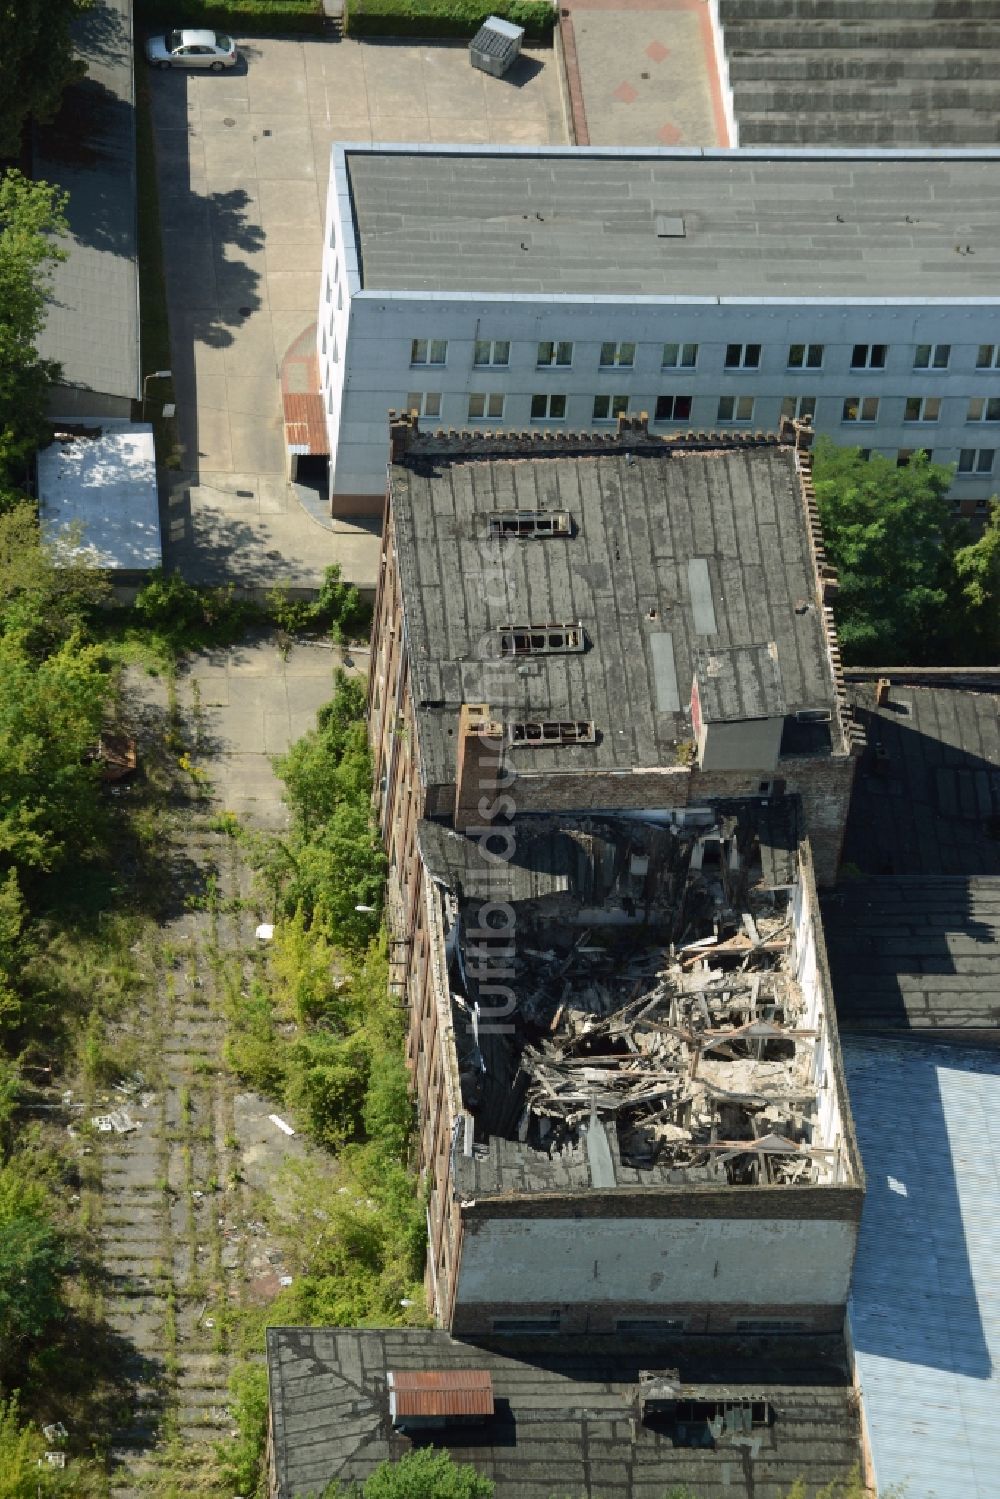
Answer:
[318,145,1000,516]
[368,416,864,1336]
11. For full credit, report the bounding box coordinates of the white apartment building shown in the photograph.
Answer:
[316,145,1000,517]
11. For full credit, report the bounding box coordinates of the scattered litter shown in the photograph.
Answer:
[192,1190,204,1202]
[279,1275,294,1287]
[255,923,275,941]
[139,1091,157,1109]
[268,1114,295,1137]
[41,1453,66,1469]
[61,1089,73,1106]
[400,1297,414,1307]
[91,1110,140,1134]
[66,1125,78,1139]
[204,1317,215,1329]
[43,1423,68,1443]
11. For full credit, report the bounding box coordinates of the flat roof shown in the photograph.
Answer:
[34,0,139,404]
[344,146,1000,299]
[38,421,161,572]
[846,1037,1000,1499]
[267,1326,862,1499]
[390,428,843,787]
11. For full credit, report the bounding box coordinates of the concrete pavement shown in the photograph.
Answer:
[149,36,566,592]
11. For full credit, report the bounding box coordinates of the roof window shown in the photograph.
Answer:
[488,510,571,539]
[508,719,596,747]
[498,624,585,657]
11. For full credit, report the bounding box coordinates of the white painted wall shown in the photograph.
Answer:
[316,152,1000,503]
[453,1216,856,1307]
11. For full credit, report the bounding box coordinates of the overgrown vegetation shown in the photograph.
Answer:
[813,439,1000,665]
[344,0,555,40]
[316,1463,876,1499]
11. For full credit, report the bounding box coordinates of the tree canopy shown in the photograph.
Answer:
[0,170,68,503]
[812,438,999,665]
[323,1448,495,1499]
[0,0,86,162]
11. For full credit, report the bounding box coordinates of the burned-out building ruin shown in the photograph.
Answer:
[369,416,863,1336]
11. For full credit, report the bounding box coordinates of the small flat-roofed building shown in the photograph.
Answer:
[265,1326,864,1499]
[368,415,863,1338]
[318,144,1000,514]
[37,421,161,579]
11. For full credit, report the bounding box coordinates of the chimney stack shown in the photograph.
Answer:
[454,703,504,832]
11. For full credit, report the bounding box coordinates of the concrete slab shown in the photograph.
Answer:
[151,33,566,591]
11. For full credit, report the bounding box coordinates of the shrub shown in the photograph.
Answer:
[133,569,255,647]
[345,0,555,41]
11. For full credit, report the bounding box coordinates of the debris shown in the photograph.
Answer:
[91,1110,140,1134]
[41,1453,66,1469]
[279,1275,294,1287]
[255,923,275,941]
[268,1113,295,1137]
[43,1423,68,1443]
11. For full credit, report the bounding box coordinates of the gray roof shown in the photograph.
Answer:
[33,0,140,404]
[392,440,840,789]
[845,1037,1000,1499]
[840,679,1000,877]
[345,147,1000,299]
[695,643,785,724]
[267,1326,862,1499]
[824,876,1000,1038]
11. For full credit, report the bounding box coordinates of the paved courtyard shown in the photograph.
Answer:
[150,35,566,592]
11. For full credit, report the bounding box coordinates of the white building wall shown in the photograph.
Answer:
[318,147,1000,508]
[453,1216,857,1308]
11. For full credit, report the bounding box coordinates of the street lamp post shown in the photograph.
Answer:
[142,369,172,420]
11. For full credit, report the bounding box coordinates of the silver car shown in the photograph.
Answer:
[145,29,238,70]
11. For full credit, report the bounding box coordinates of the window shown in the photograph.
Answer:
[662,342,697,369]
[593,394,628,421]
[897,448,932,467]
[337,284,343,312]
[655,394,693,422]
[967,397,1000,422]
[851,343,888,369]
[599,341,635,368]
[324,275,332,304]
[468,392,505,421]
[734,1320,806,1334]
[914,343,950,370]
[787,343,823,369]
[537,340,573,367]
[617,1318,686,1334]
[780,395,817,421]
[508,719,596,746]
[488,510,572,539]
[410,338,447,366]
[958,448,995,474]
[498,624,585,656]
[492,1315,561,1334]
[977,344,1000,369]
[842,396,879,423]
[718,395,754,423]
[474,339,510,367]
[903,396,941,423]
[530,393,567,421]
[724,343,761,370]
[405,391,441,419]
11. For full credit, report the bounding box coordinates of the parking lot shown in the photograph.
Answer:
[150,34,567,591]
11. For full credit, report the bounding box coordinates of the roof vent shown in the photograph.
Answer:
[655,214,686,239]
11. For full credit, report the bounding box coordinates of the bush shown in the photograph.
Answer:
[345,0,555,41]
[268,565,368,643]
[133,569,256,648]
[137,0,324,36]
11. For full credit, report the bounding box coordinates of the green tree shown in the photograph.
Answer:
[0,501,109,650]
[0,1161,69,1365]
[0,172,69,501]
[811,439,956,663]
[0,1,87,161]
[0,631,107,872]
[953,497,1000,661]
[320,1447,495,1498]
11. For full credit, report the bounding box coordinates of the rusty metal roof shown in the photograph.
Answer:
[387,1369,494,1418]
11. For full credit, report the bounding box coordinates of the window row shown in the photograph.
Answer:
[411,338,1000,373]
[405,390,1000,428]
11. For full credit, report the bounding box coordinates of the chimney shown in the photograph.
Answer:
[389,410,419,464]
[454,703,504,833]
[875,677,891,707]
